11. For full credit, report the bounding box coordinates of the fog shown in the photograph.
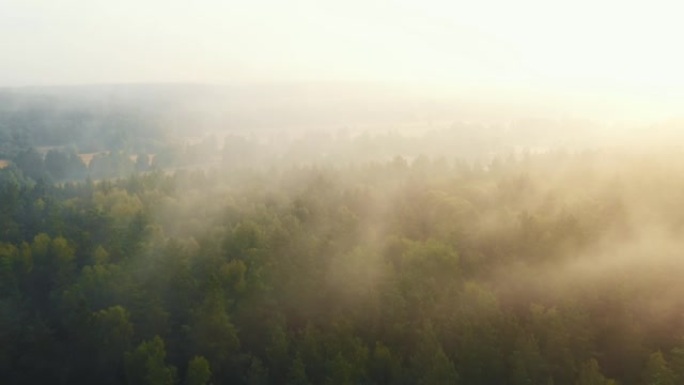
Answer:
[4,0,684,122]
[4,1,684,385]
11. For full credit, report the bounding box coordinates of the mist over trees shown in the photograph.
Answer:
[2,86,684,385]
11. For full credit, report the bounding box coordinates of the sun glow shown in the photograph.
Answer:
[2,0,684,119]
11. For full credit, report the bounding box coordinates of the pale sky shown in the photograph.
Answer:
[3,0,684,109]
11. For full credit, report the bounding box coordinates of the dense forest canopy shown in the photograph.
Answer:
[3,87,684,385]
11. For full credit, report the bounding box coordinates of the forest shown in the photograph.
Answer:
[3,117,684,385]
[4,0,684,382]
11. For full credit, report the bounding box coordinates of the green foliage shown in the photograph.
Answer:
[185,356,211,385]
[418,348,459,385]
[90,151,135,179]
[576,359,616,385]
[642,351,675,385]
[246,356,270,385]
[669,347,684,384]
[3,150,684,385]
[287,353,311,385]
[509,333,548,385]
[370,342,402,385]
[125,336,177,385]
[411,324,459,385]
[188,293,240,382]
[92,305,134,366]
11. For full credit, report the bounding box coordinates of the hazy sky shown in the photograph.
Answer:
[3,0,684,101]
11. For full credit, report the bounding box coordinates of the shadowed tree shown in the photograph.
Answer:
[188,292,240,383]
[575,359,616,385]
[185,356,211,385]
[642,351,675,385]
[92,305,133,382]
[124,336,177,385]
[287,353,311,385]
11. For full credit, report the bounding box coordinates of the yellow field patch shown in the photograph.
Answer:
[78,153,99,166]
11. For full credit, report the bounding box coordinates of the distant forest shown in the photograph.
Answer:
[0,86,613,184]
[2,88,684,385]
